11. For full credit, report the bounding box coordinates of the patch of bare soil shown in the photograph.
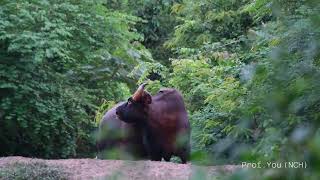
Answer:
[0,156,240,180]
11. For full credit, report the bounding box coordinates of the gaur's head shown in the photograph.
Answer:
[116,83,152,123]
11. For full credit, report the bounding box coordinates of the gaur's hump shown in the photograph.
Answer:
[154,88,184,100]
[159,88,176,93]
[157,88,180,95]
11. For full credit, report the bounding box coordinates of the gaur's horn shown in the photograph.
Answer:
[132,83,147,101]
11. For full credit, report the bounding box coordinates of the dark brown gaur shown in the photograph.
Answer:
[116,84,190,163]
[96,102,147,159]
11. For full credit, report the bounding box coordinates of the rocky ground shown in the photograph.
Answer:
[0,156,240,180]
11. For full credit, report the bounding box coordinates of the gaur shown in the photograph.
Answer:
[116,83,190,163]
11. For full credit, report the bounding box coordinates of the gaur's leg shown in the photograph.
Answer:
[143,128,162,161]
[178,145,190,164]
[146,143,162,161]
[150,153,162,161]
[163,154,171,162]
[180,154,187,164]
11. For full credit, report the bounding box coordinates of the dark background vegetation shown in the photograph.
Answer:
[1,0,319,179]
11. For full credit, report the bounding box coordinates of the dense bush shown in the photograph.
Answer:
[104,0,179,65]
[141,0,320,169]
[0,0,150,158]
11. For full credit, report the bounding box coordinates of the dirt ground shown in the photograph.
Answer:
[0,156,240,180]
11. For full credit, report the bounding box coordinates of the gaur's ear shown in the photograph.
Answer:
[142,91,152,105]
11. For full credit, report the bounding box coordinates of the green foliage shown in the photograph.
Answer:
[132,61,169,94]
[165,0,253,49]
[0,0,151,158]
[157,0,320,171]
[104,0,179,65]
